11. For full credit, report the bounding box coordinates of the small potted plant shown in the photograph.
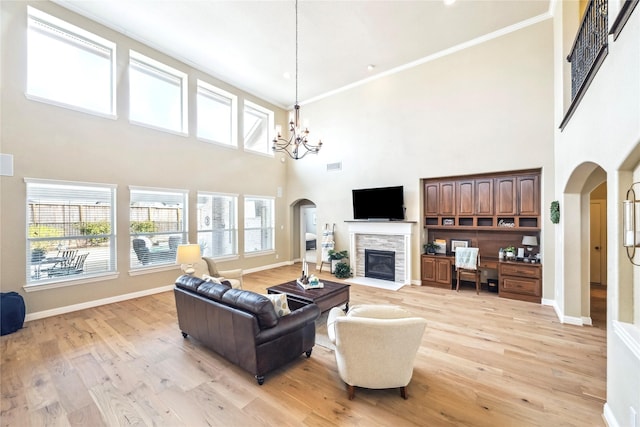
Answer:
[334,261,352,279]
[504,245,516,260]
[424,242,438,254]
[328,249,348,273]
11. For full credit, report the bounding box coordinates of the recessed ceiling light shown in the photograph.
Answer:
[283,72,291,79]
[367,64,376,71]
[444,0,456,5]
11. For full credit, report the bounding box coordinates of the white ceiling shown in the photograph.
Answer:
[53,0,551,109]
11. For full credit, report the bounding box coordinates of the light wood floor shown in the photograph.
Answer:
[1,264,607,426]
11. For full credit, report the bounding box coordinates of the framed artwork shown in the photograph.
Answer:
[450,239,470,252]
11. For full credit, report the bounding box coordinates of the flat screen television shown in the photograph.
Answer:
[352,186,405,221]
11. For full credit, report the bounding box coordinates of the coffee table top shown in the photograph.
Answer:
[266,279,350,313]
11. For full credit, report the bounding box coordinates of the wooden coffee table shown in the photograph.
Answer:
[267,279,350,313]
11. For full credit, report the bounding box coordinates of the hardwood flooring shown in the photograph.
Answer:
[1,264,606,426]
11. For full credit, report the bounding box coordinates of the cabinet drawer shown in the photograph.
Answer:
[500,276,541,297]
[499,263,541,278]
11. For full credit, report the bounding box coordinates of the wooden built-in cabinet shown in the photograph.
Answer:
[498,262,541,303]
[422,169,542,303]
[421,255,452,288]
[423,170,540,230]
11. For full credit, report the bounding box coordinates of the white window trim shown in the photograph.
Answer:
[129,50,189,135]
[24,177,118,287]
[129,185,189,270]
[26,6,117,119]
[243,195,275,254]
[243,100,275,157]
[197,79,238,147]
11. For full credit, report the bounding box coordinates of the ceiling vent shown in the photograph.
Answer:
[326,162,342,172]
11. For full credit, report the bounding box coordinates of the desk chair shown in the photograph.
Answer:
[455,247,480,294]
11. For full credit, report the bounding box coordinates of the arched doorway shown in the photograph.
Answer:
[561,162,607,326]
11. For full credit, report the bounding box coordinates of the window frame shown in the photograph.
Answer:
[26,6,117,119]
[197,191,239,259]
[243,100,275,156]
[24,178,118,290]
[197,79,238,148]
[128,50,189,135]
[243,195,275,255]
[129,186,189,271]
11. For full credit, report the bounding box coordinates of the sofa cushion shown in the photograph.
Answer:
[263,293,291,317]
[221,288,278,329]
[196,280,231,302]
[175,274,206,293]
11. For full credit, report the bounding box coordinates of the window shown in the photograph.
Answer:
[26,179,116,285]
[130,187,188,268]
[243,101,274,155]
[197,80,237,147]
[197,192,238,258]
[129,51,188,134]
[244,196,275,254]
[26,7,116,117]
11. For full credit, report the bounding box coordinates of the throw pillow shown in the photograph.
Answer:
[263,293,291,317]
[202,274,221,284]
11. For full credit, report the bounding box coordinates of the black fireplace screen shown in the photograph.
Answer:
[365,249,395,281]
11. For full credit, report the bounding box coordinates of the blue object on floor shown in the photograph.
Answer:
[1,292,26,336]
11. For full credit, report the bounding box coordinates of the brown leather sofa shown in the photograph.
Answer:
[174,274,320,385]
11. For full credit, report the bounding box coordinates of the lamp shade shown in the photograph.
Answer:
[522,236,538,247]
[176,244,201,265]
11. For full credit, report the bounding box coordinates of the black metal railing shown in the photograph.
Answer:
[560,0,609,129]
[567,0,608,99]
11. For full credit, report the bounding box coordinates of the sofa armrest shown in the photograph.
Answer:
[256,303,320,344]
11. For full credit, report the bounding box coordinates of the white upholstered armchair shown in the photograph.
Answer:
[189,257,243,289]
[327,304,427,400]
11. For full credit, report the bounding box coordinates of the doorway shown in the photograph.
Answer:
[300,205,317,264]
[589,182,607,328]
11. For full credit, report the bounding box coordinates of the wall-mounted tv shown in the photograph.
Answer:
[352,185,405,221]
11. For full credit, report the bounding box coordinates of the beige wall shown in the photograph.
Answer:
[0,1,289,314]
[554,1,640,425]
[285,19,556,294]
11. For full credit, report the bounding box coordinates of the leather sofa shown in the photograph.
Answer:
[174,274,320,385]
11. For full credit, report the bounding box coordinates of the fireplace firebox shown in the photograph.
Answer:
[365,249,395,281]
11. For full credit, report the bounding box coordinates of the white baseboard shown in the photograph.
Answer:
[25,284,174,322]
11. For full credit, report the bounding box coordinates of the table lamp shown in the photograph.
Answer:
[522,236,538,260]
[176,243,201,275]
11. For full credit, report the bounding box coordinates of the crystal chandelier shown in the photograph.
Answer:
[272,0,323,160]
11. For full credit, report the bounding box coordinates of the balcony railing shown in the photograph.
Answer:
[560,0,609,129]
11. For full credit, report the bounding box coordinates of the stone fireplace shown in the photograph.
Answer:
[346,221,415,285]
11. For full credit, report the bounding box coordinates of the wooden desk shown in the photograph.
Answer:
[498,260,542,303]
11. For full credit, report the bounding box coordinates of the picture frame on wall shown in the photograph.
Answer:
[450,239,470,252]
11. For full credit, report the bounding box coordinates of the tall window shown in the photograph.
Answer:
[197,192,238,258]
[244,196,275,254]
[26,179,116,285]
[27,7,116,117]
[129,51,188,134]
[243,101,274,155]
[197,80,237,147]
[130,187,187,268]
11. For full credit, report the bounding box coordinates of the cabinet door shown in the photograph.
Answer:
[421,256,436,281]
[475,178,494,216]
[457,180,474,216]
[439,181,456,215]
[517,175,540,215]
[424,182,439,216]
[495,177,517,215]
[435,258,452,285]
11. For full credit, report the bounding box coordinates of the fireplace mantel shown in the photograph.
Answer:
[346,220,416,285]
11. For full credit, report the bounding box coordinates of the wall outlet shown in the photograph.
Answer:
[275,254,279,259]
